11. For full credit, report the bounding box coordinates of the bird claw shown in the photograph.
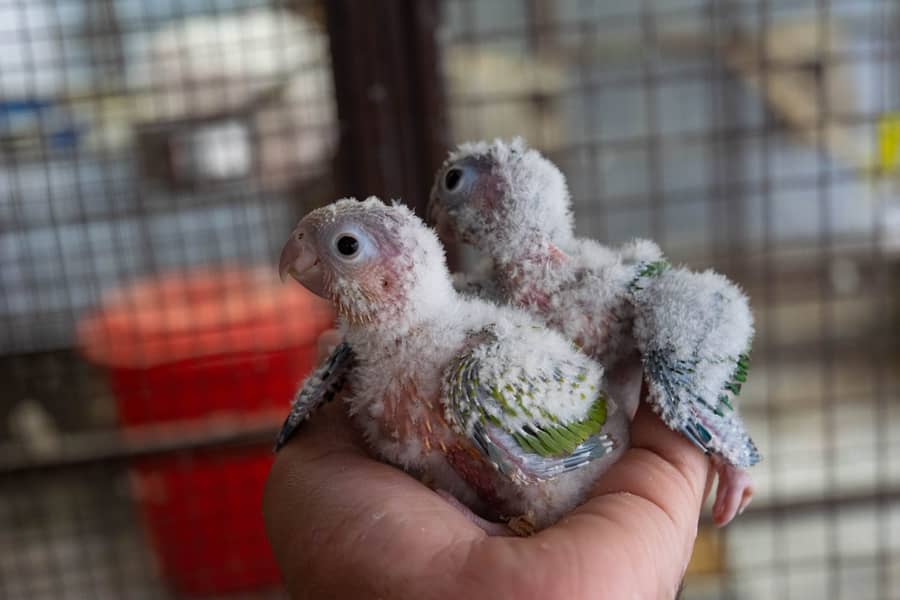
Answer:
[506,514,537,537]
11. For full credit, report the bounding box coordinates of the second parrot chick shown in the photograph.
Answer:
[277,198,631,532]
[429,141,660,421]
[429,138,760,526]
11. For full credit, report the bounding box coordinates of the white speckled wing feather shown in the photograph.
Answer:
[630,264,760,467]
[443,325,617,483]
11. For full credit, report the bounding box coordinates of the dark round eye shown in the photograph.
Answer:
[336,235,359,256]
[444,167,463,191]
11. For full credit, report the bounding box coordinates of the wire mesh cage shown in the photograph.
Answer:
[1,1,899,598]
[1,1,336,597]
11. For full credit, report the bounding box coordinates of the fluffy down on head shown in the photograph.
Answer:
[281,197,454,328]
[430,137,575,248]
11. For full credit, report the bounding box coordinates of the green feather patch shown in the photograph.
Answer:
[716,352,751,413]
[490,386,518,416]
[512,394,608,458]
[629,259,672,291]
[638,259,671,279]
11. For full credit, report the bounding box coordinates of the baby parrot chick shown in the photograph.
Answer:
[429,138,760,526]
[276,197,631,531]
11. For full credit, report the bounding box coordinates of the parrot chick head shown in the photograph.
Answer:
[280,197,453,327]
[429,137,574,253]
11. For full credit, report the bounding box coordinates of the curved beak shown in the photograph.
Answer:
[279,229,327,297]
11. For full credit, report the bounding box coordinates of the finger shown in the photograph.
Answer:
[465,403,711,599]
[434,489,511,536]
[592,401,712,519]
[263,402,481,598]
[711,464,754,527]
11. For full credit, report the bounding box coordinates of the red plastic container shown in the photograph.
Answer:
[79,267,333,595]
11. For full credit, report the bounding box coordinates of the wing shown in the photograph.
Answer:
[274,342,355,451]
[443,326,618,484]
[630,264,760,468]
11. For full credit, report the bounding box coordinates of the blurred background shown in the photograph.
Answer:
[0,0,898,598]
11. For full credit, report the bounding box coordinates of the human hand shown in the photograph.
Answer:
[263,332,712,599]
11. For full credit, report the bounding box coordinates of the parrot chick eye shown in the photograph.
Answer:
[444,167,463,191]
[336,235,360,257]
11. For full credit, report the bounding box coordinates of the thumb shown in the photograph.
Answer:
[530,401,711,598]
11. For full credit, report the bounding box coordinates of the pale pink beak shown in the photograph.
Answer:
[279,228,327,297]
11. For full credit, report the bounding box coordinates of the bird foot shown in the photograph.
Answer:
[506,514,537,537]
[711,459,754,527]
[434,489,510,536]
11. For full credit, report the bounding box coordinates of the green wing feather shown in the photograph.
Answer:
[444,327,617,481]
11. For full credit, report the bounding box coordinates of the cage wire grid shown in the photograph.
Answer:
[1,0,899,599]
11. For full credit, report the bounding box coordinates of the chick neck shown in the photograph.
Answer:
[340,266,459,338]
[479,227,568,299]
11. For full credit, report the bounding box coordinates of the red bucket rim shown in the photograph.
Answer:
[78,265,333,368]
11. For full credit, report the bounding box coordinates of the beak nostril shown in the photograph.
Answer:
[296,232,304,240]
